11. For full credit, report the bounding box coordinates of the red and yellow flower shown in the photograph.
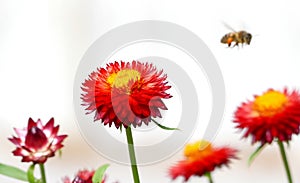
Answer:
[9,118,67,164]
[169,140,238,181]
[234,88,300,144]
[81,61,172,128]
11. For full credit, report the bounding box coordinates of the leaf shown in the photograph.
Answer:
[58,149,63,158]
[27,164,36,183]
[92,164,110,183]
[152,119,180,131]
[120,125,123,133]
[248,144,266,166]
[0,163,28,181]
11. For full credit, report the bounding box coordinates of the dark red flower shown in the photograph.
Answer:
[9,118,67,164]
[234,88,300,144]
[62,169,104,183]
[81,61,172,128]
[169,140,238,181]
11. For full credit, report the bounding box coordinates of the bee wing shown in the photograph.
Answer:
[222,21,236,32]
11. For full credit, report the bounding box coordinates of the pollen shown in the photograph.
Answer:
[107,69,141,89]
[227,37,233,44]
[184,140,212,161]
[253,90,288,117]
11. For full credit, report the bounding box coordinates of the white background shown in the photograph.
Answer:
[1,0,300,182]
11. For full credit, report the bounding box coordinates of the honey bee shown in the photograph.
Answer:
[220,23,252,47]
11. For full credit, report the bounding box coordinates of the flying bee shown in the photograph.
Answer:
[220,23,252,47]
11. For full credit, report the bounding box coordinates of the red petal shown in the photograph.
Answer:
[27,118,36,130]
[25,127,48,150]
[8,137,22,146]
[44,118,55,132]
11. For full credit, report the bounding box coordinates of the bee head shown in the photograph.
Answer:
[220,34,229,44]
[244,33,252,45]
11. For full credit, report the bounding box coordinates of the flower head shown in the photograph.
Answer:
[169,140,238,181]
[81,61,172,128]
[234,88,300,144]
[9,118,67,164]
[62,169,102,183]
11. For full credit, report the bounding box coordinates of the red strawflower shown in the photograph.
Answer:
[9,118,67,164]
[81,61,172,128]
[169,140,238,182]
[62,169,104,183]
[234,88,300,144]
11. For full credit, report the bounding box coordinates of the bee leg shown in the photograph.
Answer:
[227,42,231,47]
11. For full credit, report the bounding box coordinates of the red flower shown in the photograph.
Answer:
[62,169,102,183]
[81,61,172,128]
[9,118,67,164]
[234,88,300,144]
[169,140,238,181]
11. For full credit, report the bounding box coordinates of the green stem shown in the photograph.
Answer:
[205,172,213,183]
[277,140,293,183]
[38,163,46,183]
[125,127,140,183]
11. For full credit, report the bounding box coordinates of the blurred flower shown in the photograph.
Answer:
[234,88,300,144]
[81,61,172,128]
[62,169,101,183]
[169,140,238,182]
[9,118,67,164]
[62,169,119,183]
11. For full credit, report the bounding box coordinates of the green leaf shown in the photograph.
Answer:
[0,163,28,181]
[152,119,180,131]
[120,125,123,133]
[27,164,36,183]
[92,164,110,183]
[58,149,63,158]
[248,144,266,166]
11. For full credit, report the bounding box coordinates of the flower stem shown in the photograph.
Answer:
[205,172,213,183]
[125,126,140,183]
[39,163,46,183]
[277,140,293,183]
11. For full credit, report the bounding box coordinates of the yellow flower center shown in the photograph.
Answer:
[184,140,212,161]
[253,90,288,117]
[107,69,141,89]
